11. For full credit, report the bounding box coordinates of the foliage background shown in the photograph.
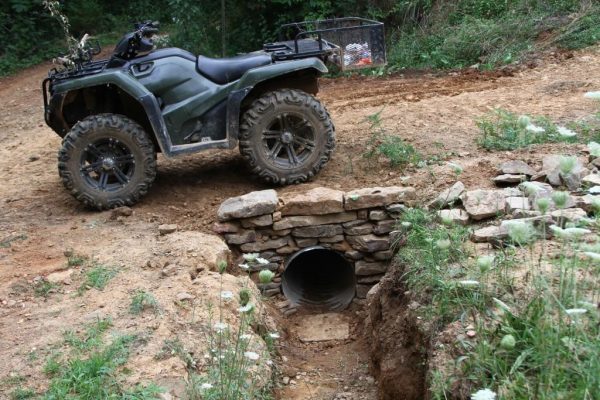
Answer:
[1,0,599,76]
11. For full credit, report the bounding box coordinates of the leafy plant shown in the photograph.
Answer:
[129,290,159,315]
[78,264,117,293]
[34,280,59,298]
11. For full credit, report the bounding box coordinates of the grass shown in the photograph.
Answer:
[396,208,600,398]
[34,280,59,298]
[67,253,87,267]
[130,290,159,315]
[78,263,117,294]
[63,317,113,351]
[0,234,27,248]
[10,388,36,400]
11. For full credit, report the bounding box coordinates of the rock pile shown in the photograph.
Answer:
[431,154,599,246]
[214,186,416,299]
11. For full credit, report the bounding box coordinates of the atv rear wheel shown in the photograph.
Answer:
[58,114,157,209]
[239,89,335,184]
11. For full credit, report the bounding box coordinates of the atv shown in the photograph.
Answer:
[42,18,386,209]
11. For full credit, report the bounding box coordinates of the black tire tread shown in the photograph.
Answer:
[239,89,335,185]
[58,113,156,210]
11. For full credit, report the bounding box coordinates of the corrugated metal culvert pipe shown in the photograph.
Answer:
[282,246,356,310]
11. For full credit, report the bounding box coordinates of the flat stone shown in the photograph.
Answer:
[371,250,394,260]
[574,194,600,213]
[541,155,564,186]
[428,181,465,208]
[279,187,344,216]
[355,260,388,275]
[498,160,536,176]
[272,211,282,222]
[217,189,278,221]
[346,234,390,252]
[46,269,73,284]
[248,262,278,272]
[330,241,352,252]
[296,313,350,342]
[295,238,318,247]
[276,245,300,255]
[345,250,364,260]
[342,219,368,228]
[385,203,407,218]
[212,221,240,234]
[369,210,388,221]
[345,186,416,210]
[344,223,373,235]
[471,225,508,243]
[461,190,506,220]
[592,158,600,168]
[512,209,541,218]
[551,208,588,226]
[292,224,343,238]
[493,174,527,184]
[505,197,531,213]
[503,187,524,197]
[273,212,357,230]
[176,292,195,301]
[240,214,273,228]
[240,237,289,252]
[158,224,178,235]
[357,210,368,219]
[590,186,600,194]
[224,230,256,245]
[372,220,396,235]
[437,209,469,225]
[319,234,344,243]
[582,174,600,187]
[109,206,133,220]
[357,274,385,284]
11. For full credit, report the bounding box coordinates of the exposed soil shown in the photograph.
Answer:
[1,45,599,398]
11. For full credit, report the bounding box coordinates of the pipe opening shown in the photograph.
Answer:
[282,246,356,311]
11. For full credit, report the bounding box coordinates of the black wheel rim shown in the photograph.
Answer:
[261,112,316,169]
[79,138,135,192]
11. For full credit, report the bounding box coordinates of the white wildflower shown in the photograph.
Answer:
[517,115,531,129]
[477,255,494,273]
[584,91,600,99]
[505,220,536,244]
[520,181,541,196]
[401,221,412,228]
[268,332,280,339]
[240,334,252,340]
[242,253,259,261]
[201,383,213,390]
[238,263,250,270]
[578,300,596,309]
[589,186,600,194]
[213,322,228,332]
[565,308,588,316]
[583,251,600,262]
[244,351,260,361]
[436,239,451,250]
[239,303,254,313]
[447,162,463,175]
[459,280,480,287]
[588,141,600,158]
[551,226,590,240]
[220,290,233,300]
[557,126,577,137]
[471,388,496,400]
[256,257,270,265]
[526,124,545,133]
[493,298,512,313]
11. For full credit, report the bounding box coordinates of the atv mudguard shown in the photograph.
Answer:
[46,56,328,158]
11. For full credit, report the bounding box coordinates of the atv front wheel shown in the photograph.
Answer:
[58,114,157,209]
[239,89,335,184]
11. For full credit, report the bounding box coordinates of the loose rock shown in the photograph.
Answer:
[437,209,469,225]
[158,224,178,235]
[279,187,344,216]
[344,186,415,210]
[428,181,465,208]
[461,189,506,220]
[498,160,537,176]
[217,189,278,221]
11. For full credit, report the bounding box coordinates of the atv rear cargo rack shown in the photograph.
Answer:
[264,17,386,71]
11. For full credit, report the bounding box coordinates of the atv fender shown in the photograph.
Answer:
[226,57,328,147]
[49,71,171,154]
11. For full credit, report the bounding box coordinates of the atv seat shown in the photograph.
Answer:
[197,53,272,85]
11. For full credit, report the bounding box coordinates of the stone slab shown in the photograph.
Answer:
[437,209,469,225]
[355,260,388,275]
[498,160,537,176]
[279,187,345,216]
[273,212,357,230]
[296,313,350,342]
[292,224,343,238]
[428,181,465,209]
[217,189,278,221]
[345,186,415,210]
[346,234,390,252]
[461,189,506,220]
[240,214,273,228]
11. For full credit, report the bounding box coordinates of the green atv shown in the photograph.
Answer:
[42,19,386,209]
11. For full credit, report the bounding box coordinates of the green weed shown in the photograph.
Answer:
[0,234,27,249]
[78,264,117,293]
[476,109,573,150]
[34,280,59,298]
[67,253,87,267]
[10,388,36,400]
[63,317,113,351]
[129,290,159,315]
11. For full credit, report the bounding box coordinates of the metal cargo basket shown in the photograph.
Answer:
[264,17,387,71]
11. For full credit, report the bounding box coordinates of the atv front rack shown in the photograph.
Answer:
[264,17,386,70]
